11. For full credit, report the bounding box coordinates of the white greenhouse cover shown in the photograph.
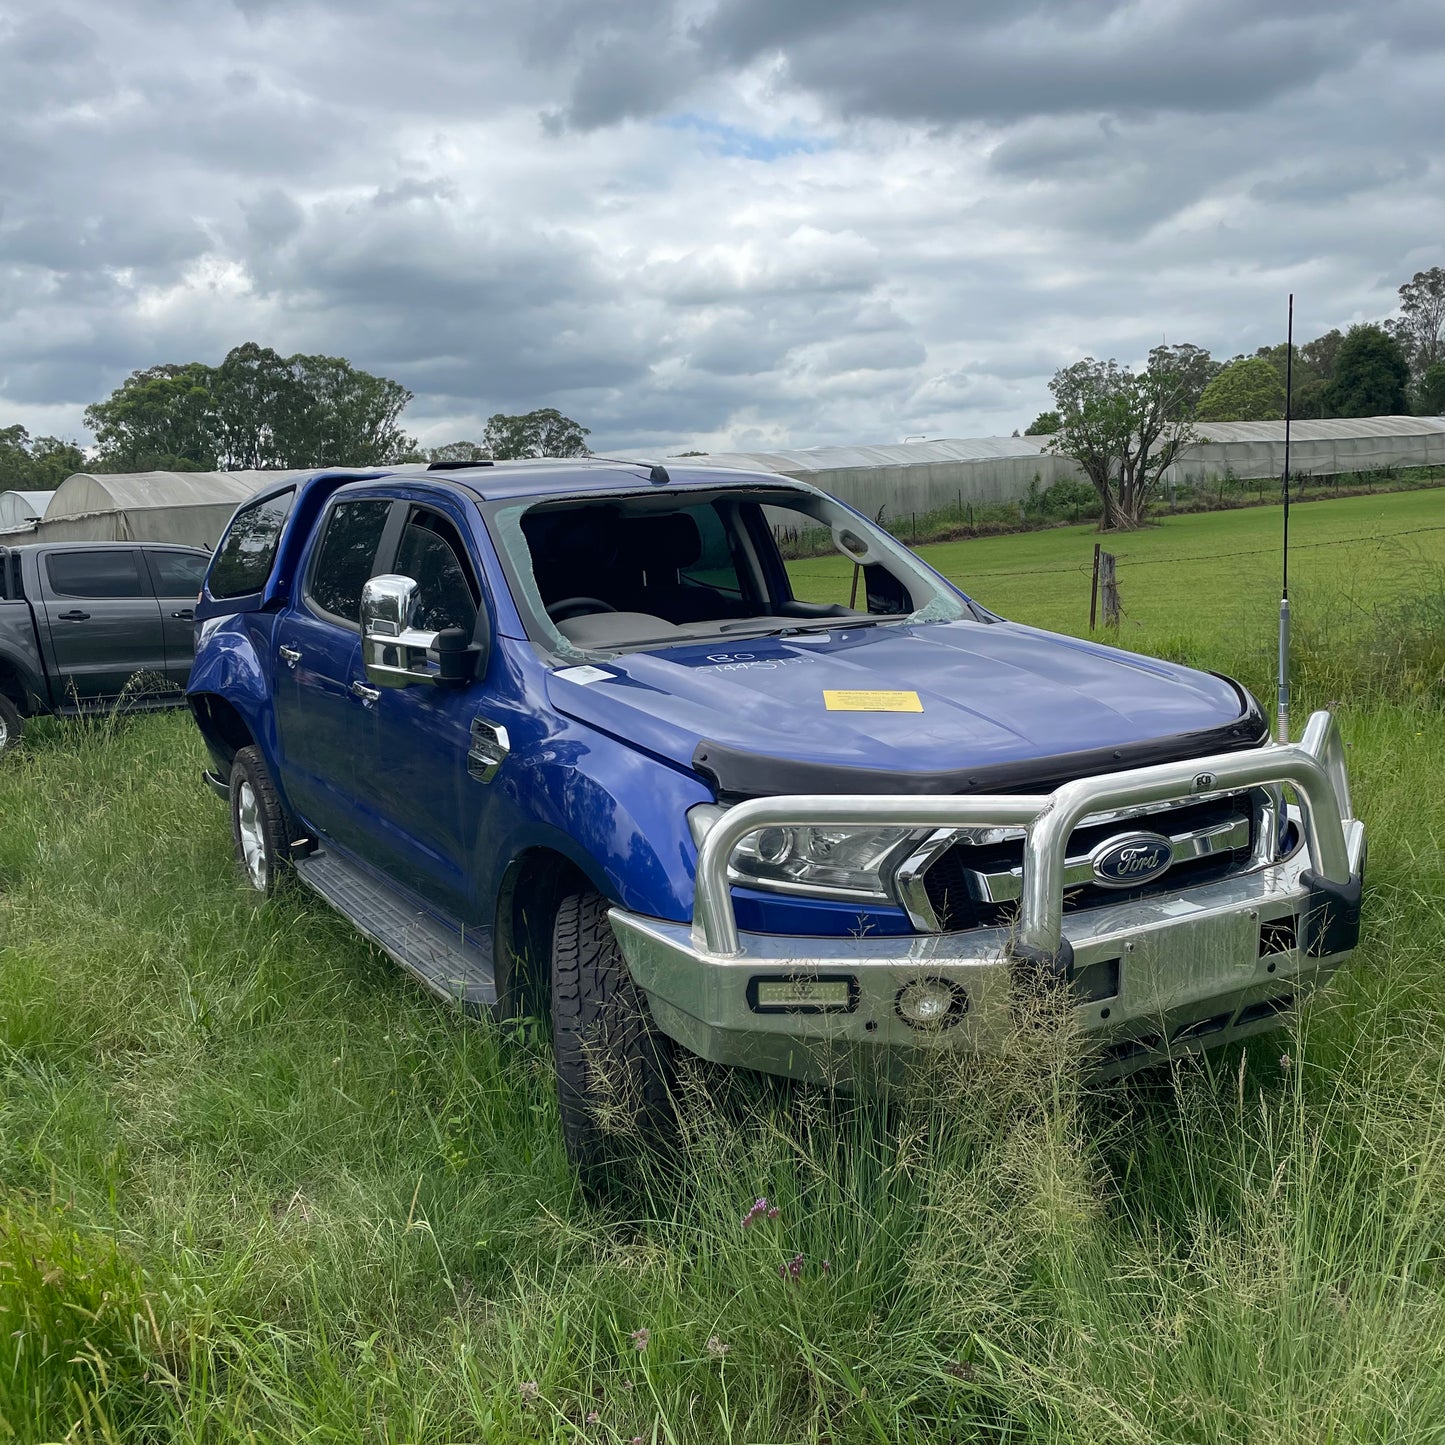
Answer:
[25,470,308,549]
[0,490,54,531]
[689,416,1445,516]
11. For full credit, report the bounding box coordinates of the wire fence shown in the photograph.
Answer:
[934,520,1445,585]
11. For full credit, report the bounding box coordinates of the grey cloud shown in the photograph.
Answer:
[243,189,305,250]
[556,0,1421,128]
[1250,156,1429,206]
[0,0,1440,451]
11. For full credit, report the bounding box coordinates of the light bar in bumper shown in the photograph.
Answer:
[608,710,1365,1079]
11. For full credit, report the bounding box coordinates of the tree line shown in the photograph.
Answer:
[0,341,590,493]
[1024,266,1444,440]
[1024,266,1445,530]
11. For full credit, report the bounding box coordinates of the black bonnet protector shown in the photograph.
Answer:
[693,679,1269,801]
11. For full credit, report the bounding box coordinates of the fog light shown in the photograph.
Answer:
[748,975,856,1013]
[895,977,967,1029]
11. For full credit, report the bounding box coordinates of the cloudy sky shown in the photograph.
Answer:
[2,0,1441,455]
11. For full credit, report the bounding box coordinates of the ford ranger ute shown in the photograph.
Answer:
[187,460,1365,1174]
[0,540,211,755]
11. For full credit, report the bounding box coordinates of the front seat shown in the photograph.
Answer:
[618,514,745,624]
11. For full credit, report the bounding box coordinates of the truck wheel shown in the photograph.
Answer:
[229,746,290,896]
[550,889,675,1185]
[0,695,22,757]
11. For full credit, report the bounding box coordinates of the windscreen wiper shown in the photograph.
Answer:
[714,618,889,640]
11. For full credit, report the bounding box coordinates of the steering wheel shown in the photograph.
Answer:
[547,596,619,623]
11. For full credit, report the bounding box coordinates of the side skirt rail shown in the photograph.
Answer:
[293,849,497,1011]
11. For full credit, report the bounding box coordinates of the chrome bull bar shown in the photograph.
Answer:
[692,709,1354,960]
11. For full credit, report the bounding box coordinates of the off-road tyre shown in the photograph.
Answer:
[0,694,23,757]
[229,746,291,897]
[550,889,676,1188]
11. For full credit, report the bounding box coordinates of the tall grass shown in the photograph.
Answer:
[3,544,1444,1440]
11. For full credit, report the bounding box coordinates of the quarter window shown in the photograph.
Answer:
[46,550,144,599]
[307,499,393,626]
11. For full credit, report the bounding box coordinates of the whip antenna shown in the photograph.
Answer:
[1277,294,1294,742]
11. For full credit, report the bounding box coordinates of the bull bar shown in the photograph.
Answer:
[692,709,1352,960]
[609,710,1363,1081]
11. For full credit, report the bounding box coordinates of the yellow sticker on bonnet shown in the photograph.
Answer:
[822,689,923,712]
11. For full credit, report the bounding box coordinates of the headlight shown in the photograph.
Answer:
[689,803,915,902]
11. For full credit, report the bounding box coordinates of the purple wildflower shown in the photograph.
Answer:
[630,1327,650,1352]
[779,1252,805,1285]
[741,1196,771,1228]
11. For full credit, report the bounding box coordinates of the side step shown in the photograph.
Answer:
[293,850,496,1010]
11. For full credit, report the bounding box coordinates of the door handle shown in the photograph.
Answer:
[171,609,194,620]
[56,610,91,622]
[279,644,302,668]
[351,680,381,705]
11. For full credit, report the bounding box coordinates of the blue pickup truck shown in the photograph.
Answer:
[188,459,1364,1175]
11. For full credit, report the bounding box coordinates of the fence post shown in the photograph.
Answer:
[1090,543,1101,630]
[1100,550,1120,628]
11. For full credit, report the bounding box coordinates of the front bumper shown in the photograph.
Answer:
[610,711,1365,1083]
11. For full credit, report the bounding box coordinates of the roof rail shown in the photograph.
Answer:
[426,459,495,471]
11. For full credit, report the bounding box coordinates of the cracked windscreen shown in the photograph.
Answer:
[488,484,969,659]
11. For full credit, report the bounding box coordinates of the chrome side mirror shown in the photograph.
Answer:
[361,575,441,688]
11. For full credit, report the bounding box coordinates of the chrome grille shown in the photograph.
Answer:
[899,791,1264,934]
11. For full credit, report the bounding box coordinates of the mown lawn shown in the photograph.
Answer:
[2,491,1444,1443]
[789,485,1445,640]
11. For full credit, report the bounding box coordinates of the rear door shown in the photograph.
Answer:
[142,548,210,687]
[39,548,166,702]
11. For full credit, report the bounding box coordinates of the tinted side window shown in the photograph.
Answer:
[393,512,480,634]
[680,503,744,597]
[46,550,144,599]
[211,490,294,598]
[147,551,208,597]
[307,499,393,626]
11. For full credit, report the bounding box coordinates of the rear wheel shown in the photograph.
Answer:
[229,746,290,896]
[0,695,22,757]
[550,889,675,1186]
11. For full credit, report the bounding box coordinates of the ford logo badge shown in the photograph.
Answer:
[1090,831,1174,888]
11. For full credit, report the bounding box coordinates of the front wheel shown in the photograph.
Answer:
[229,746,290,896]
[550,889,676,1186]
[0,694,23,757]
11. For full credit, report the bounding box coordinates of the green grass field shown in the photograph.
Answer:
[789,486,1445,644]
[2,490,1444,1442]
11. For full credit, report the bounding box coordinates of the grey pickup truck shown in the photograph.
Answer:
[0,541,211,754]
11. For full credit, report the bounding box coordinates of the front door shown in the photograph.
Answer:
[272,495,394,852]
[39,548,166,702]
[357,503,499,924]
[142,548,210,687]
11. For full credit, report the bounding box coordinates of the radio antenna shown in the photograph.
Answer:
[1277,294,1294,742]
